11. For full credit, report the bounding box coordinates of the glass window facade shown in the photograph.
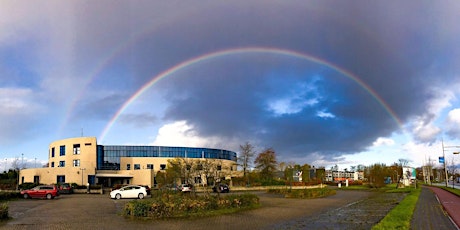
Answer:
[96,145,237,170]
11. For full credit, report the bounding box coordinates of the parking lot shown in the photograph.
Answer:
[1,190,376,230]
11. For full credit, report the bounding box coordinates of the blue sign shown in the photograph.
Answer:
[439,157,445,163]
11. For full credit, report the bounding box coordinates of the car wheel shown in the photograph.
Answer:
[46,193,52,199]
[115,193,121,200]
[23,194,29,199]
[138,193,144,199]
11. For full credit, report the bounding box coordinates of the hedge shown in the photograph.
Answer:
[123,192,260,219]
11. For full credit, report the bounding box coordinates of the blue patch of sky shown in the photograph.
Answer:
[263,68,326,117]
[0,43,41,88]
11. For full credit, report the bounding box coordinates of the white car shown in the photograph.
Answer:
[110,185,147,199]
[178,184,193,192]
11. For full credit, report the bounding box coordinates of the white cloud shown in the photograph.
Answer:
[401,141,443,167]
[409,87,455,142]
[151,120,223,148]
[316,110,335,119]
[412,120,441,143]
[372,137,395,147]
[447,108,460,124]
[0,88,42,115]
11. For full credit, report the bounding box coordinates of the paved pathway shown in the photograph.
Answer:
[411,186,459,230]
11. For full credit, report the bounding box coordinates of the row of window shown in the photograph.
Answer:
[50,143,90,158]
[50,159,80,168]
[100,145,237,161]
[125,163,162,170]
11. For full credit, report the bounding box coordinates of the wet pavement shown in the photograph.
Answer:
[2,187,459,230]
[1,190,375,230]
[411,186,460,230]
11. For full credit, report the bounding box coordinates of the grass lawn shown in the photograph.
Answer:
[372,186,421,230]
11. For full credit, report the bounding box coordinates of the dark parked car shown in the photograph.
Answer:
[212,184,230,193]
[59,183,73,194]
[139,185,151,195]
[21,185,60,199]
[160,184,179,191]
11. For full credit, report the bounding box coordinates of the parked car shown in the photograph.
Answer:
[110,185,147,199]
[160,184,179,192]
[59,183,73,194]
[21,185,60,199]
[177,184,193,192]
[212,184,230,193]
[138,185,151,195]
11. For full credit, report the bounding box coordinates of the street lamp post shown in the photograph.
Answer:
[454,152,460,188]
[442,141,460,187]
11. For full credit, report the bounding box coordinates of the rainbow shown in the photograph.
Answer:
[98,47,403,142]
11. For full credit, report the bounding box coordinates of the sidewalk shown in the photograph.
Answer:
[411,186,459,229]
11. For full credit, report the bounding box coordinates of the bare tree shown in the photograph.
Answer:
[238,142,255,177]
[447,156,458,188]
[196,159,220,193]
[11,158,20,171]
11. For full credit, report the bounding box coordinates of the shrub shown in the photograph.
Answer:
[123,193,260,219]
[267,187,336,199]
[0,192,22,201]
[0,202,8,220]
[18,183,38,190]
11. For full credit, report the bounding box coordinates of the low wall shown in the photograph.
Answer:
[193,184,326,192]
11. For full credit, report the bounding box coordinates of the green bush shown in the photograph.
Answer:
[268,187,336,199]
[0,202,8,220]
[18,183,39,190]
[0,192,22,201]
[123,193,260,219]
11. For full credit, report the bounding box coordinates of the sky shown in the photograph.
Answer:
[2,1,460,172]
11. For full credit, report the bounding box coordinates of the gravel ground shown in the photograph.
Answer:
[1,190,405,230]
[270,192,406,230]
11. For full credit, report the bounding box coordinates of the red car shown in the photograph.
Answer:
[21,185,60,199]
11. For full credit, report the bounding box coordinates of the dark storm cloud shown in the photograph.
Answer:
[124,1,460,158]
[5,1,459,162]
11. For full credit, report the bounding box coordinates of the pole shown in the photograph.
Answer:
[443,140,449,187]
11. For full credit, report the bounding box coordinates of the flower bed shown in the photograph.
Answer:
[123,192,260,219]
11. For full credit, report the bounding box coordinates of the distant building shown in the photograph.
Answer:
[325,170,364,182]
[20,137,238,188]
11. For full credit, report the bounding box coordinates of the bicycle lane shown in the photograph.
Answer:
[429,186,460,229]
